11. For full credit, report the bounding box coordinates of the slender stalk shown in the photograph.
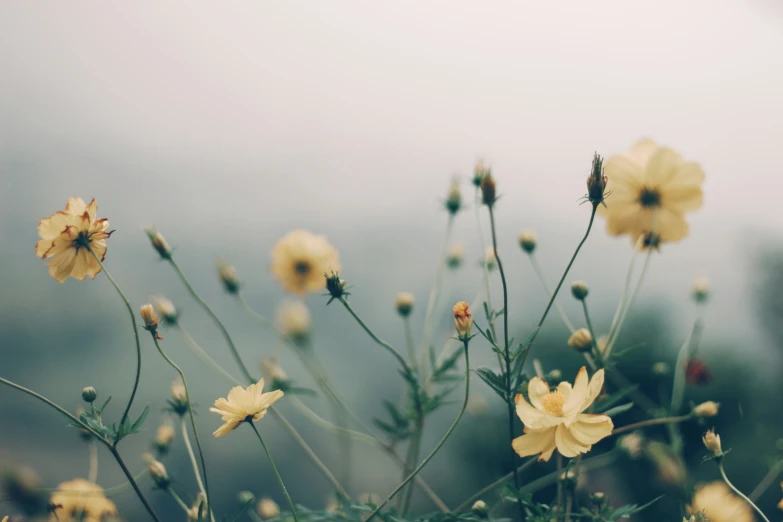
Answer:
[610,413,693,436]
[419,216,454,375]
[85,246,141,439]
[107,446,162,522]
[487,206,521,493]
[670,314,706,413]
[103,469,148,496]
[556,454,564,514]
[607,253,637,341]
[151,336,211,517]
[88,440,99,483]
[167,258,254,383]
[603,248,653,358]
[719,459,770,522]
[249,423,299,522]
[581,301,598,355]
[517,451,618,497]
[181,416,212,521]
[364,339,471,521]
[179,325,243,385]
[403,316,416,370]
[454,457,537,512]
[750,460,783,502]
[400,416,424,514]
[528,253,575,333]
[167,487,192,513]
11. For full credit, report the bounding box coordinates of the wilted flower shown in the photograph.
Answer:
[145,228,171,260]
[276,300,312,342]
[395,292,415,317]
[484,247,496,271]
[693,401,720,418]
[567,329,593,352]
[692,276,710,303]
[271,230,340,295]
[512,367,613,461]
[210,379,284,437]
[257,498,280,519]
[217,259,240,294]
[453,302,474,339]
[35,198,112,283]
[518,231,537,254]
[446,243,464,269]
[702,429,722,456]
[445,178,462,215]
[49,479,117,522]
[586,153,608,206]
[152,295,178,325]
[597,139,705,248]
[688,481,754,522]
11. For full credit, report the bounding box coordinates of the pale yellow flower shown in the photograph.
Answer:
[688,481,755,522]
[210,379,284,437]
[567,329,593,352]
[257,497,281,519]
[512,367,613,462]
[271,230,340,294]
[36,198,112,283]
[155,423,176,447]
[276,300,312,339]
[49,478,117,522]
[598,139,705,247]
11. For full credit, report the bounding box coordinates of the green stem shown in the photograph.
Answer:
[610,413,693,436]
[167,258,254,383]
[403,316,416,370]
[454,457,537,512]
[107,445,162,522]
[181,416,214,522]
[249,423,299,522]
[103,469,148,496]
[364,339,471,521]
[529,253,576,333]
[750,460,783,502]
[167,487,192,513]
[419,216,454,376]
[88,440,99,483]
[603,248,653,358]
[556,454,564,516]
[580,300,599,355]
[151,335,211,517]
[607,253,637,343]
[670,313,705,413]
[179,325,243,385]
[400,417,424,515]
[85,246,141,440]
[719,459,770,522]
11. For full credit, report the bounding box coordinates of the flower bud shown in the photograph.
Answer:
[692,276,709,303]
[567,328,593,352]
[693,401,720,418]
[325,271,348,301]
[484,247,496,271]
[152,295,178,326]
[446,243,464,269]
[445,179,462,215]
[558,470,576,485]
[702,429,722,456]
[518,231,536,254]
[617,432,644,459]
[217,259,240,294]
[139,304,159,332]
[453,301,474,339]
[591,492,606,505]
[276,300,312,344]
[571,281,589,300]
[81,386,97,403]
[473,160,489,187]
[145,228,172,260]
[471,500,488,518]
[480,174,496,207]
[261,359,289,389]
[651,361,671,376]
[154,424,175,454]
[143,453,170,489]
[170,380,189,416]
[395,292,415,317]
[546,369,562,381]
[257,498,280,519]
[586,153,607,206]
[238,491,256,506]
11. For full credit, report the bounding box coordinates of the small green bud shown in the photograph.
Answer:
[591,492,606,505]
[570,280,589,300]
[518,231,536,254]
[145,228,172,260]
[238,491,255,505]
[81,386,97,403]
[325,271,348,302]
[395,292,414,317]
[471,500,488,518]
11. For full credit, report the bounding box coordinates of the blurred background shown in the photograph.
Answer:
[2,1,783,520]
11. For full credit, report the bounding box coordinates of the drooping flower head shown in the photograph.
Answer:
[271,230,340,295]
[210,379,284,437]
[512,367,613,462]
[49,479,117,522]
[36,198,112,283]
[598,139,705,248]
[688,481,755,522]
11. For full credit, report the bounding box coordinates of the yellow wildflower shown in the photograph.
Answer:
[49,479,117,522]
[210,379,284,437]
[688,481,754,522]
[271,230,340,294]
[257,497,280,519]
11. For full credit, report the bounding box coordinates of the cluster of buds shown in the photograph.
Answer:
[145,228,172,260]
[570,280,589,301]
[154,423,176,455]
[395,292,415,317]
[217,259,240,294]
[446,243,464,269]
[324,271,348,303]
[276,300,312,346]
[169,380,189,416]
[143,453,170,489]
[586,152,608,207]
[139,304,162,339]
[518,231,536,254]
[152,295,179,326]
[567,328,593,352]
[473,160,489,187]
[453,301,474,340]
[444,178,462,216]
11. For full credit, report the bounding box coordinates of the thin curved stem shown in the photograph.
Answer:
[107,446,162,522]
[151,336,211,517]
[103,469,148,496]
[610,414,693,436]
[86,246,141,439]
[181,416,214,522]
[167,487,192,513]
[179,325,243,385]
[719,459,770,522]
[419,216,454,375]
[403,317,416,369]
[603,248,653,358]
[249,423,299,522]
[750,460,783,502]
[581,300,598,355]
[670,311,706,414]
[607,253,637,341]
[454,457,537,512]
[528,253,576,333]
[364,339,471,521]
[167,258,255,384]
[88,440,99,483]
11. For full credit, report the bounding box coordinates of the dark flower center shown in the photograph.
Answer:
[638,187,661,207]
[294,261,311,276]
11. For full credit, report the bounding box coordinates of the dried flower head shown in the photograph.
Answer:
[597,139,705,248]
[453,301,474,339]
[257,498,280,519]
[702,429,722,456]
[143,453,170,489]
[145,228,171,260]
[276,300,312,343]
[271,230,340,295]
[586,153,608,206]
[567,328,593,352]
[688,481,754,522]
[513,367,613,462]
[693,401,720,418]
[324,271,348,302]
[49,479,117,522]
[210,379,284,437]
[395,292,415,317]
[446,243,464,269]
[35,198,112,283]
[217,259,240,294]
[518,231,537,254]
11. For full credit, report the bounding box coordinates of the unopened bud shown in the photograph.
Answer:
[238,491,255,506]
[567,328,593,352]
[261,359,289,389]
[586,153,607,206]
[445,179,462,215]
[484,247,496,271]
[152,295,178,325]
[154,424,175,453]
[276,300,311,344]
[480,174,496,207]
[170,380,189,416]
[81,386,97,403]
[139,304,159,331]
[143,454,170,489]
[472,500,488,518]
[325,271,348,302]
[617,432,644,459]
[395,292,415,317]
[446,243,464,269]
[692,276,709,303]
[257,498,280,519]
[453,301,474,339]
[651,361,671,376]
[217,259,240,294]
[702,429,722,456]
[546,369,562,381]
[145,228,172,260]
[473,160,489,187]
[591,492,606,505]
[571,281,589,300]
[559,470,577,486]
[693,401,720,418]
[518,231,537,254]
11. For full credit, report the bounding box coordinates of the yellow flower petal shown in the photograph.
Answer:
[569,414,613,445]
[562,367,589,416]
[527,376,551,410]
[511,427,557,460]
[555,424,590,458]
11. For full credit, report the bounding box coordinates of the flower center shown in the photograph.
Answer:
[294,261,311,276]
[73,231,92,251]
[541,392,566,416]
[638,187,661,207]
